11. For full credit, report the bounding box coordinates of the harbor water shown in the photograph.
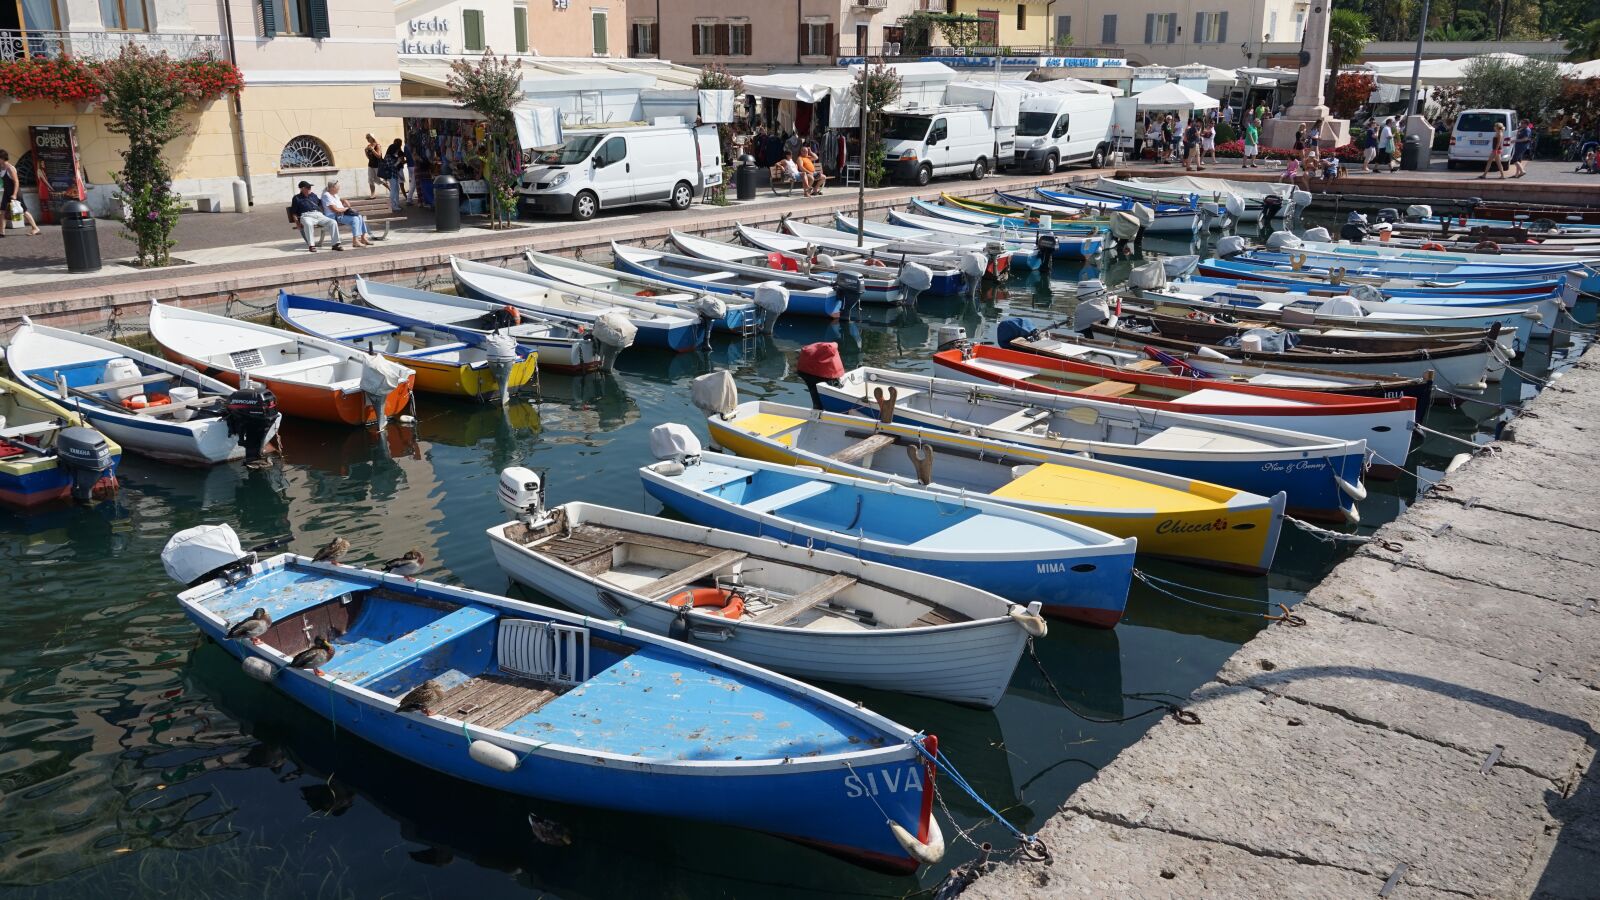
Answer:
[0,213,1583,898]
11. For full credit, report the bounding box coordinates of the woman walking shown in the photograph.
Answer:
[1478,122,1508,179]
[1510,118,1534,178]
[365,134,386,197]
[0,150,42,237]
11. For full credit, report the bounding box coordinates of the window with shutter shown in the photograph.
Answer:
[650,22,658,54]
[1143,13,1153,44]
[305,0,328,38]
[1216,11,1227,42]
[1165,14,1175,43]
[514,6,528,53]
[714,22,729,56]
[1016,4,1025,31]
[1101,14,1115,44]
[259,0,276,37]
[1195,12,1205,43]
[592,10,607,54]
[741,24,752,55]
[824,21,834,57]
[1055,15,1070,42]
[463,9,484,51]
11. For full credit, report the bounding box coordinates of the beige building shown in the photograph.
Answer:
[1051,0,1307,68]
[394,0,625,60]
[629,0,930,69]
[1,0,403,215]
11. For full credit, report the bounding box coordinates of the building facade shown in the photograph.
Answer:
[630,0,930,69]
[1052,0,1309,68]
[394,0,625,60]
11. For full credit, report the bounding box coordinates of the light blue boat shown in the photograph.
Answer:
[167,528,949,874]
[639,439,1137,625]
[890,204,1106,259]
[1194,259,1572,302]
[1230,249,1596,286]
[610,242,847,318]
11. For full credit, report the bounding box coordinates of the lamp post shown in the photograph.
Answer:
[1404,0,1432,119]
[857,60,867,249]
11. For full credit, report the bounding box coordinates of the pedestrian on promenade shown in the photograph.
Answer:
[1133,115,1146,161]
[289,181,343,252]
[1511,118,1534,178]
[321,181,371,247]
[1361,127,1378,173]
[365,135,386,197]
[1478,122,1508,179]
[1241,118,1260,167]
[1201,116,1217,166]
[0,149,42,237]
[1183,119,1202,171]
[384,139,408,212]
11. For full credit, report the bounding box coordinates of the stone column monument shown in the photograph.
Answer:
[1263,0,1350,149]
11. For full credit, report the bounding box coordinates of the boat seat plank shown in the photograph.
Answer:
[1124,359,1164,371]
[828,433,896,464]
[640,550,748,598]
[250,355,343,378]
[440,674,563,730]
[326,606,497,685]
[76,372,174,393]
[742,482,831,515]
[1072,380,1139,398]
[129,396,221,416]
[0,421,59,440]
[760,575,858,627]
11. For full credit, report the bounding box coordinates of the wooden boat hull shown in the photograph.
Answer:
[732,225,968,296]
[707,404,1284,577]
[161,347,411,425]
[402,353,539,399]
[0,375,121,509]
[782,219,1022,277]
[932,344,1416,478]
[1026,188,1207,233]
[454,260,705,353]
[833,214,1044,269]
[887,208,1105,259]
[180,552,941,874]
[522,250,759,334]
[668,231,906,305]
[610,244,847,318]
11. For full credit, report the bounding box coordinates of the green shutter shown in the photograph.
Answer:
[307,0,329,39]
[259,0,276,37]
[593,12,607,54]
[464,9,484,51]
[514,7,528,53]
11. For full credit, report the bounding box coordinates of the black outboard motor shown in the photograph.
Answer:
[1339,222,1369,242]
[1035,233,1058,277]
[56,426,116,503]
[1259,194,1283,226]
[1376,207,1399,224]
[833,271,863,318]
[225,387,280,465]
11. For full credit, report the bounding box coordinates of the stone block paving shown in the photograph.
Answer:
[963,348,1600,898]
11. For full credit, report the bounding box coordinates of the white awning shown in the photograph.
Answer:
[373,99,480,120]
[1134,82,1219,110]
[740,71,854,104]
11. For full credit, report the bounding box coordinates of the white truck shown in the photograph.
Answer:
[1010,93,1116,174]
[881,106,1011,186]
[516,122,722,221]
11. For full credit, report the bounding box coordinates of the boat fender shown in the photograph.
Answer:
[1342,504,1361,526]
[1336,474,1367,502]
[653,460,686,477]
[469,739,520,773]
[873,386,899,424]
[242,656,277,683]
[1405,204,1432,219]
[816,254,837,270]
[889,818,946,867]
[1446,452,1473,473]
[1008,604,1048,638]
[1195,346,1231,361]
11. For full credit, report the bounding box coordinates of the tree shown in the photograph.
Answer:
[1326,8,1373,113]
[1459,55,1565,118]
[696,64,743,203]
[850,63,902,188]
[447,50,522,229]
[1567,19,1600,62]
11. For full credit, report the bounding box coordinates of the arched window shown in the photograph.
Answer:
[15,152,37,188]
[279,135,333,169]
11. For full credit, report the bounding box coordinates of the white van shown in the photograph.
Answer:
[882,107,1004,186]
[1448,109,1517,168]
[1012,93,1115,174]
[517,123,722,220]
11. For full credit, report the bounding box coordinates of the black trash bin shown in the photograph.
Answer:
[1401,134,1427,171]
[735,154,758,201]
[59,200,101,274]
[433,174,461,232]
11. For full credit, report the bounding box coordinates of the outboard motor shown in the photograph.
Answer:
[752,282,789,334]
[483,332,521,406]
[1035,232,1058,277]
[1403,204,1430,221]
[694,294,726,351]
[1259,193,1284,227]
[1214,235,1248,260]
[1073,280,1112,335]
[1379,207,1402,224]
[1303,226,1331,243]
[796,342,845,409]
[935,324,969,351]
[498,466,553,529]
[833,271,863,317]
[589,311,638,369]
[56,425,116,503]
[162,523,256,587]
[957,252,987,297]
[995,317,1039,350]
[1339,211,1369,243]
[898,261,934,307]
[225,386,279,466]
[982,242,1007,280]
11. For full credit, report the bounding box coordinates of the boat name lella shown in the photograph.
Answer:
[1154,517,1228,535]
[1259,459,1328,474]
[844,765,923,798]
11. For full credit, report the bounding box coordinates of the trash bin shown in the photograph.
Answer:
[1401,134,1426,172]
[60,200,101,274]
[735,155,758,201]
[433,174,461,232]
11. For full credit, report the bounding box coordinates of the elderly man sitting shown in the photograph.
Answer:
[288,180,343,252]
[321,180,371,247]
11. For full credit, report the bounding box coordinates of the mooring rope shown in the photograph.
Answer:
[1132,569,1306,626]
[911,736,1050,861]
[1025,639,1201,726]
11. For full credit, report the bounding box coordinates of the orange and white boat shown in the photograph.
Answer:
[148,301,415,426]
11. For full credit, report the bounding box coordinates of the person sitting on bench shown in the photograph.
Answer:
[771,152,800,187]
[288,181,343,252]
[321,180,371,247]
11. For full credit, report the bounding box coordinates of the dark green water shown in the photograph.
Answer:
[0,218,1580,899]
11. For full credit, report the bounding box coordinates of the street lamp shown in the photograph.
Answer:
[1404,0,1432,119]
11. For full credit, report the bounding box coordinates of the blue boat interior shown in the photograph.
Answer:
[18,356,225,421]
[279,294,522,365]
[203,562,890,760]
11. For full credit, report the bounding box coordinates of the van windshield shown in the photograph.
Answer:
[1017,111,1057,136]
[536,134,603,165]
[883,115,931,141]
[1455,113,1505,133]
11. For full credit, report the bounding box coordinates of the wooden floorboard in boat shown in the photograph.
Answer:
[441,674,562,731]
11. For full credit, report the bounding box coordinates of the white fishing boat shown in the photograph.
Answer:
[486,468,1048,708]
[522,250,770,334]
[783,218,1027,276]
[667,231,912,304]
[6,318,282,466]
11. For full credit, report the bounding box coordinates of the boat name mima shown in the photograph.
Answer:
[844,766,923,798]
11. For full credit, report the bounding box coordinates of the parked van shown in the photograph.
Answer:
[1448,109,1517,169]
[882,107,1004,186]
[517,123,722,220]
[1012,93,1115,174]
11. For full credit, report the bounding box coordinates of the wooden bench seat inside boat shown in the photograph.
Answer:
[129,396,221,417]
[249,354,343,378]
[0,421,59,440]
[325,605,497,684]
[1124,359,1164,371]
[640,549,749,597]
[758,574,858,626]
[828,433,895,464]
[77,372,175,393]
[986,407,1052,433]
[437,673,567,730]
[1071,380,1138,398]
[741,481,831,515]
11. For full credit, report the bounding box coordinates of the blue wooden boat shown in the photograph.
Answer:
[897,201,1106,258]
[668,231,909,305]
[0,371,121,509]
[733,224,969,296]
[1194,259,1572,301]
[638,431,1137,626]
[611,243,848,318]
[165,526,950,873]
[1229,249,1594,285]
[919,196,1105,236]
[832,214,1044,269]
[993,189,1206,234]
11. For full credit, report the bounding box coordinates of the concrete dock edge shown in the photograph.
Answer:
[961,348,1600,899]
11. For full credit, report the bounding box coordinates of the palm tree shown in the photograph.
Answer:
[1568,20,1600,63]
[1327,8,1374,112]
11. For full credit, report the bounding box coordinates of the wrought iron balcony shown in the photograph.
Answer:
[0,30,225,63]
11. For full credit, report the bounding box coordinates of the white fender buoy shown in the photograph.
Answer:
[469,739,520,772]
[1008,605,1048,638]
[889,818,946,866]
[1342,504,1361,526]
[1445,453,1473,474]
[242,656,276,683]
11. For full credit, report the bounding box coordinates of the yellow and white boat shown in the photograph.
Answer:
[708,400,1286,574]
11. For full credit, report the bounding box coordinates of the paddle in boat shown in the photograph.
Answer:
[0,368,120,509]
[6,318,283,466]
[639,416,1134,626]
[705,397,1285,578]
[276,292,537,404]
[451,256,709,353]
[148,301,415,427]
[521,250,770,335]
[355,276,609,374]
[807,365,1369,524]
[163,522,954,874]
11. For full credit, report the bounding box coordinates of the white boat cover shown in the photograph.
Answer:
[162,523,246,586]
[689,370,738,419]
[650,421,703,460]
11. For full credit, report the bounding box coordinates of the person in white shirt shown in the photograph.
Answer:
[321,181,371,247]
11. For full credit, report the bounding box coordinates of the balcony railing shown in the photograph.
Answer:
[0,30,226,63]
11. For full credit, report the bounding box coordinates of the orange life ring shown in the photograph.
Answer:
[121,396,147,410]
[146,393,171,406]
[502,305,521,325]
[1420,242,1446,252]
[666,587,745,620]
[864,258,887,268]
[635,289,657,297]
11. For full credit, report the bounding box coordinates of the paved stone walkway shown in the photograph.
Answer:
[963,348,1600,898]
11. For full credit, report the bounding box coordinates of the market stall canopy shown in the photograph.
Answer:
[739,71,854,104]
[1134,82,1219,110]
[1236,66,1298,85]
[374,98,564,149]
[1367,55,1553,86]
[1567,58,1600,79]
[1177,62,1238,83]
[1013,77,1121,95]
